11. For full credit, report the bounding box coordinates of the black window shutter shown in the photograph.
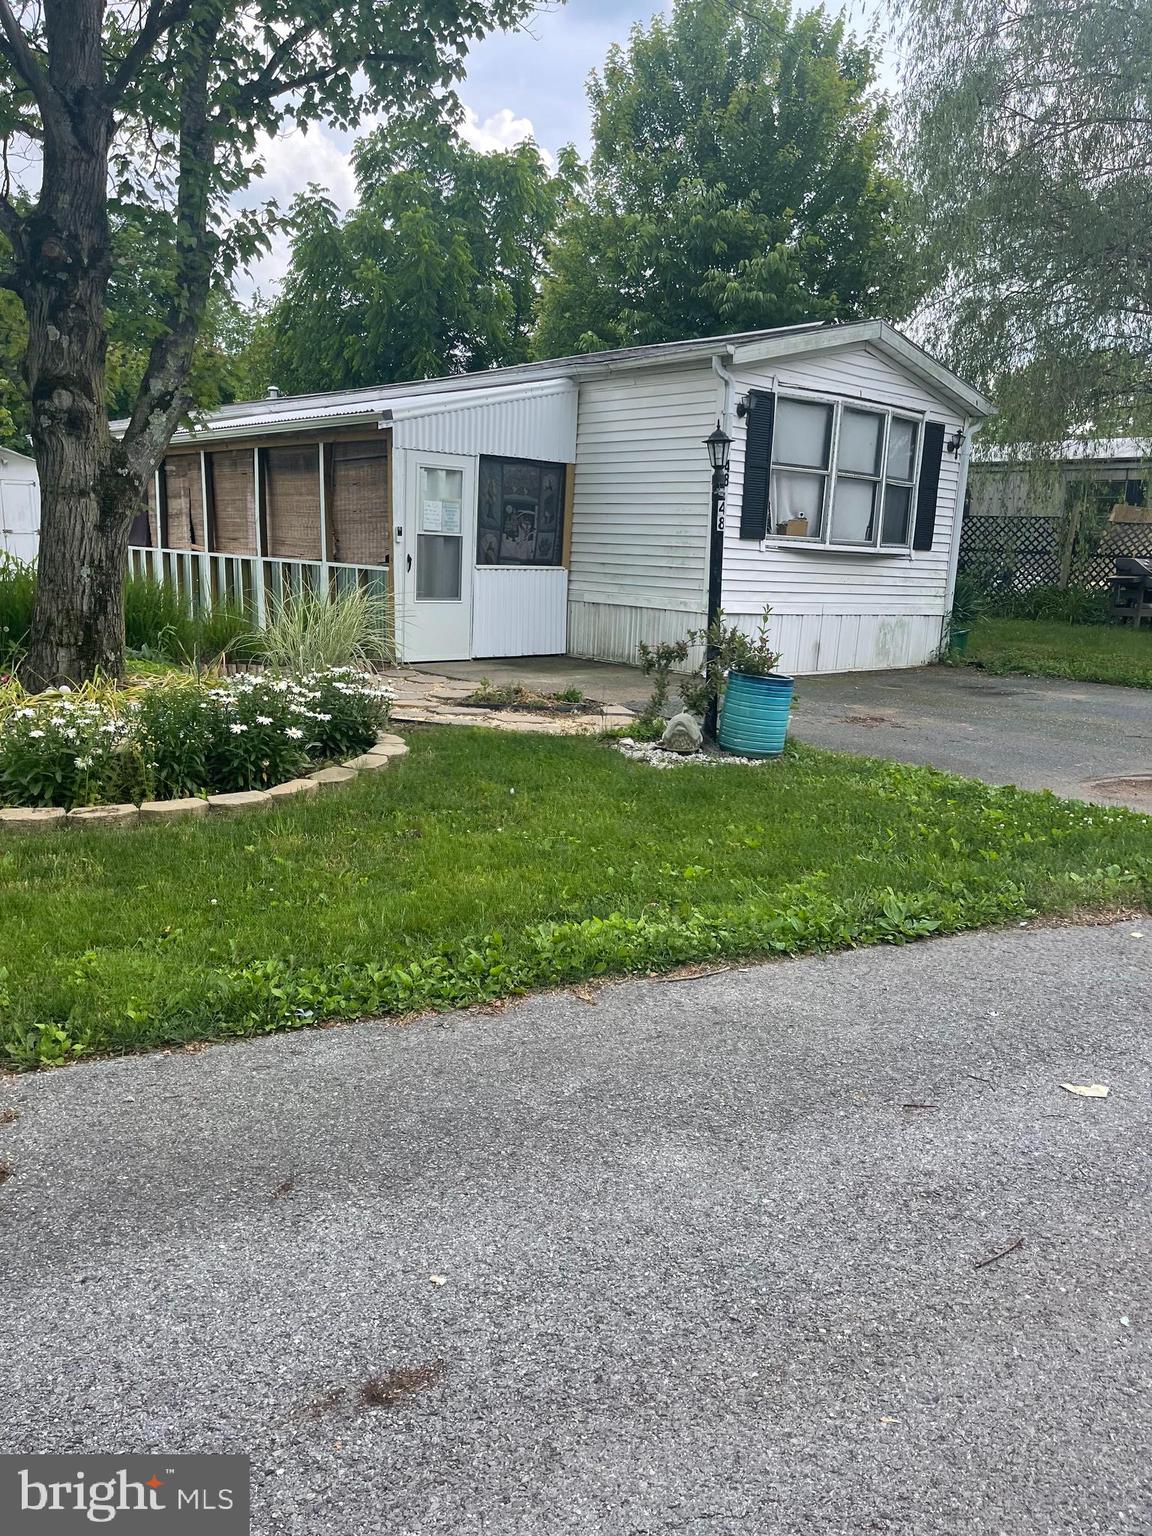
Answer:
[739,390,776,541]
[913,421,946,551]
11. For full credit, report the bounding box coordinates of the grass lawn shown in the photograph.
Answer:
[962,618,1152,688]
[1,728,1149,1068]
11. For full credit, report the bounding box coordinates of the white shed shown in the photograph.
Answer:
[0,448,39,564]
[123,321,993,674]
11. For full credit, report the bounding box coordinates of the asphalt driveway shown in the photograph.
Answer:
[789,667,1152,807]
[2,922,1149,1534]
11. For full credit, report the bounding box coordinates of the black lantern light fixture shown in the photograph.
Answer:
[704,420,733,475]
[946,426,966,456]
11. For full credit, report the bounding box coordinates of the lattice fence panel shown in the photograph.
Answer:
[959,515,1152,591]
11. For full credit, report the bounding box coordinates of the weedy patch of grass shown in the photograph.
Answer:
[0,729,1148,1069]
[962,618,1152,689]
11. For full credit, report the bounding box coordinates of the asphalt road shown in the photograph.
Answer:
[2,922,1149,1535]
[788,667,1152,808]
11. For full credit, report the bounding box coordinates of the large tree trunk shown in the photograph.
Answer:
[19,266,143,686]
[16,4,145,689]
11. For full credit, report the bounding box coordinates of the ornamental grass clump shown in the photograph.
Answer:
[0,668,393,808]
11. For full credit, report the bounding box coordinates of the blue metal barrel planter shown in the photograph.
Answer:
[717,670,795,757]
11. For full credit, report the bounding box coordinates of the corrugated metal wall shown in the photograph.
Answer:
[391,382,578,464]
[472,567,569,656]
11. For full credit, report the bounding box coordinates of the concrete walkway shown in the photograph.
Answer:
[2,921,1148,1534]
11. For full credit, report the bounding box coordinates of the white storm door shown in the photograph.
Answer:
[402,452,475,662]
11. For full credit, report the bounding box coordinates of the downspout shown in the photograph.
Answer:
[945,414,982,618]
[711,350,736,432]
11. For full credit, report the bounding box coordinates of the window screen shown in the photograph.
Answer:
[262,446,322,561]
[162,456,206,550]
[206,449,257,555]
[477,456,566,566]
[327,441,389,565]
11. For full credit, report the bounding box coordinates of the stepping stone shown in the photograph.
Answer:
[67,804,140,828]
[138,797,209,822]
[207,790,272,815]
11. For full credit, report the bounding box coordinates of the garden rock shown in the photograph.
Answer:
[67,804,140,828]
[207,790,272,816]
[138,797,209,821]
[660,712,704,754]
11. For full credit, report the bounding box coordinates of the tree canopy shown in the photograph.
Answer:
[262,126,574,394]
[534,0,917,357]
[899,0,1152,446]
[0,0,533,684]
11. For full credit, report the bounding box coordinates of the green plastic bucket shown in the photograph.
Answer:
[717,670,795,757]
[950,628,970,655]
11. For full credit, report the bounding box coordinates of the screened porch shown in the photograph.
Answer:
[128,429,391,622]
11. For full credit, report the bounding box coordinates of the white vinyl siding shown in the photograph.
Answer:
[723,343,966,622]
[569,366,715,615]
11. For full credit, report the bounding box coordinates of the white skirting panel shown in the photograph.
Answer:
[471,566,569,657]
[568,600,944,674]
[567,599,707,669]
[729,610,946,675]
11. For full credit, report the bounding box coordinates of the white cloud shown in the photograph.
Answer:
[457,105,552,166]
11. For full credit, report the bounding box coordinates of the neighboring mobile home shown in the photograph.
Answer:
[122,320,993,673]
[0,448,39,564]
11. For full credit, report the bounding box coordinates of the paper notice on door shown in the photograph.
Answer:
[421,499,443,531]
[440,501,462,534]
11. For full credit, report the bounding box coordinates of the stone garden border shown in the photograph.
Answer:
[0,732,409,834]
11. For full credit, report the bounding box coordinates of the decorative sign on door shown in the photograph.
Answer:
[421,496,462,535]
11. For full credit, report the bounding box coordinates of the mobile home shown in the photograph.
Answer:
[124,320,993,673]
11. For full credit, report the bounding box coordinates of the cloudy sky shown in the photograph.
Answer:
[244,0,892,295]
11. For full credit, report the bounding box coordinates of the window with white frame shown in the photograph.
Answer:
[770,395,922,548]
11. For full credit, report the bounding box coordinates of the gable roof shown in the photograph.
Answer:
[122,319,993,445]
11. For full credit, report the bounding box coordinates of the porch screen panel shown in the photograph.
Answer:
[263,446,322,561]
[328,441,389,566]
[130,475,158,547]
[162,455,206,549]
[207,449,257,554]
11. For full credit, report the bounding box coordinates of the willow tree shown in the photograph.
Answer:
[0,0,530,686]
[899,0,1152,446]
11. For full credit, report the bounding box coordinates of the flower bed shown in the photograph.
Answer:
[0,668,394,813]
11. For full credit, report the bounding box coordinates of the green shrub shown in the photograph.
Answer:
[985,583,1110,625]
[0,554,35,666]
[253,586,392,675]
[0,668,392,807]
[0,692,137,807]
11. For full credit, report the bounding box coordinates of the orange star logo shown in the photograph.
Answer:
[146,1476,164,1490]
